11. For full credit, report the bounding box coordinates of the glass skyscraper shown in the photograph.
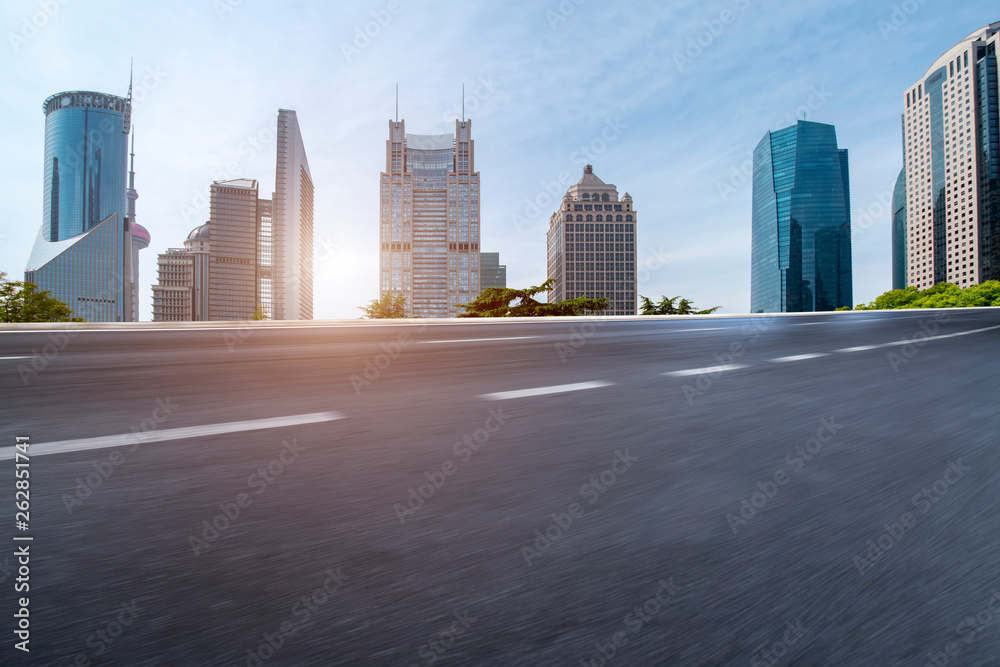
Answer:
[751,121,853,313]
[901,23,1000,289]
[26,90,136,321]
[272,109,314,320]
[380,119,480,317]
[480,252,506,290]
[891,167,907,290]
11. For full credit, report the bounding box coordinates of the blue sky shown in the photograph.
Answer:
[1,0,996,319]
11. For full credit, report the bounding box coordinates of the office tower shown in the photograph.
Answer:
[480,252,507,290]
[207,179,260,320]
[25,89,136,321]
[901,23,1000,289]
[381,119,480,318]
[272,109,314,320]
[151,222,211,322]
[546,165,637,316]
[751,121,853,313]
[891,167,907,290]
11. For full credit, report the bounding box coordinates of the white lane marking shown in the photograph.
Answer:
[663,364,748,377]
[480,381,614,401]
[835,324,1000,353]
[0,412,346,460]
[418,336,539,344]
[769,353,830,363]
[0,356,30,360]
[837,324,1000,352]
[794,322,826,326]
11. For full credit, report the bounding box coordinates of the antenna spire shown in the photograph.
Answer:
[462,83,465,122]
[395,84,398,122]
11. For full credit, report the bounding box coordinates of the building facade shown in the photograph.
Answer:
[207,179,261,320]
[152,222,211,322]
[546,165,637,315]
[480,252,506,290]
[751,121,853,313]
[891,167,907,290]
[380,119,480,318]
[272,109,314,320]
[901,23,1000,289]
[26,90,140,321]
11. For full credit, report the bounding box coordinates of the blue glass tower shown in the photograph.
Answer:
[25,90,133,321]
[891,167,907,290]
[751,121,853,312]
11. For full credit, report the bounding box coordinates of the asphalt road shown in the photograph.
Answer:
[1,309,999,666]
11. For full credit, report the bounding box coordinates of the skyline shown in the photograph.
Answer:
[1,1,998,320]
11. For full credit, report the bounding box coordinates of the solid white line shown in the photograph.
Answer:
[835,324,1000,353]
[479,381,614,400]
[663,364,748,377]
[418,336,539,344]
[0,412,346,460]
[769,353,830,363]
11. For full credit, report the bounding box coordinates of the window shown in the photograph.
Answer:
[625,215,633,222]
[586,215,593,222]
[616,215,623,222]
[602,194,610,202]
[596,215,603,222]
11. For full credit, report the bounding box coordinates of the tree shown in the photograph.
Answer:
[458,279,609,317]
[0,273,83,322]
[254,304,269,321]
[639,295,720,315]
[851,281,1000,310]
[359,291,410,318]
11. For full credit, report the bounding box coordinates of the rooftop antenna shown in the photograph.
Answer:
[395,84,398,122]
[462,83,465,122]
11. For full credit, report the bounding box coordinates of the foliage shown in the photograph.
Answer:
[0,273,83,322]
[639,295,721,315]
[458,279,609,317]
[359,291,410,318]
[254,304,268,321]
[851,281,1000,310]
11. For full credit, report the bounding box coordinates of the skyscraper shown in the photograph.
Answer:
[381,119,480,318]
[152,222,210,322]
[272,109,314,320]
[546,165,637,316]
[207,179,261,320]
[126,133,150,321]
[901,23,1000,289]
[751,121,853,313]
[480,252,507,290]
[891,167,907,290]
[26,89,138,321]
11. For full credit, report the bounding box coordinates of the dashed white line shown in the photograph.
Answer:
[835,324,1000,353]
[836,345,880,353]
[0,411,346,460]
[663,364,748,377]
[419,336,539,344]
[794,322,827,326]
[0,356,30,360]
[479,381,614,401]
[769,353,831,363]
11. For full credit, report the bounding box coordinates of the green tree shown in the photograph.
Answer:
[254,304,269,320]
[359,291,410,318]
[639,295,720,315]
[851,281,1000,310]
[458,279,609,317]
[0,273,83,322]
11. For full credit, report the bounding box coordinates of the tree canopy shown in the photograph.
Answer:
[458,279,609,317]
[0,273,83,322]
[639,295,720,315]
[359,291,410,318]
[848,281,1000,310]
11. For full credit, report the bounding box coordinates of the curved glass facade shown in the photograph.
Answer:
[891,167,907,290]
[27,91,131,321]
[751,121,853,312]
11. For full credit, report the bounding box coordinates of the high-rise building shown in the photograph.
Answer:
[381,119,480,318]
[272,109,314,320]
[26,89,139,321]
[480,252,506,290]
[207,179,261,320]
[751,121,853,313]
[546,165,637,316]
[901,23,1000,289]
[126,134,150,320]
[891,167,907,290]
[152,222,211,322]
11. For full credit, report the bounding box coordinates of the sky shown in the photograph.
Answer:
[0,0,997,320]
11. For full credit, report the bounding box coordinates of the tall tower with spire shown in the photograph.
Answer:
[127,131,150,321]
